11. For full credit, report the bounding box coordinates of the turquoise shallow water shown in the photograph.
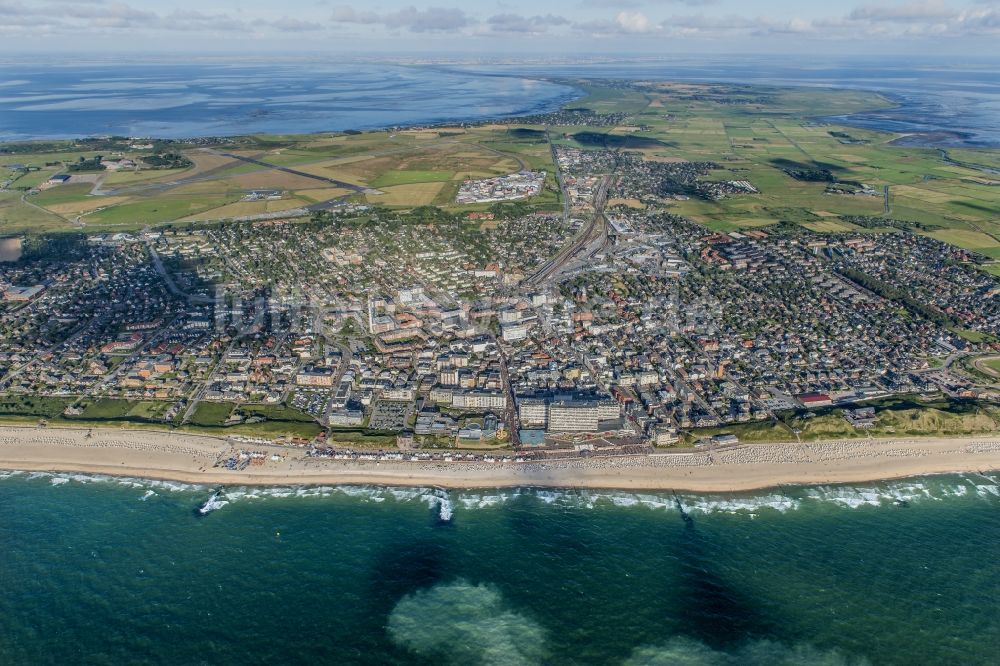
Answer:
[1,472,998,665]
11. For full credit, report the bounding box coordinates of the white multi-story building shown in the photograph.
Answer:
[329,410,365,426]
[382,387,415,401]
[546,400,621,433]
[518,398,548,427]
[501,323,530,342]
[429,387,454,404]
[296,369,334,387]
[637,371,660,387]
[498,309,522,324]
[452,391,507,410]
[517,396,621,432]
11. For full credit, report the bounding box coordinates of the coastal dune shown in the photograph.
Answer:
[1,425,1000,492]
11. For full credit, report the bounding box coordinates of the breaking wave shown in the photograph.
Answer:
[427,488,454,522]
[387,580,546,665]
[196,491,228,516]
[217,485,455,520]
[3,470,998,517]
[4,470,205,495]
[454,476,999,516]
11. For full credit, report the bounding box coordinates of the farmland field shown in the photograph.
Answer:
[0,79,997,260]
[370,169,453,187]
[368,182,446,206]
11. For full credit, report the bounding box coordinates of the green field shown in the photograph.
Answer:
[78,398,172,422]
[0,395,168,429]
[188,401,236,427]
[187,400,322,438]
[180,419,322,439]
[0,394,325,439]
[686,397,1000,444]
[85,196,237,226]
[0,191,67,233]
[370,170,453,187]
[241,403,317,423]
[326,427,398,447]
[0,395,73,420]
[1,80,998,257]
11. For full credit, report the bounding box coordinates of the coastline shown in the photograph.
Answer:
[2,424,998,492]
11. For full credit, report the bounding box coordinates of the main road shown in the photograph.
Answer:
[146,241,214,305]
[496,343,520,448]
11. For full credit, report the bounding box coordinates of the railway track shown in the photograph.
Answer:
[524,175,612,286]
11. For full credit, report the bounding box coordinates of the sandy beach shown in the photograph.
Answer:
[1,425,999,491]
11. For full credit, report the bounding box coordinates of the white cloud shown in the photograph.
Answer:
[616,10,657,32]
[157,10,247,32]
[844,1,1000,37]
[574,10,664,36]
[330,7,379,24]
[0,2,250,33]
[849,1,957,23]
[573,11,818,38]
[486,13,570,35]
[955,6,1000,34]
[62,2,157,26]
[270,17,324,32]
[332,5,470,32]
[580,0,718,6]
[0,0,997,49]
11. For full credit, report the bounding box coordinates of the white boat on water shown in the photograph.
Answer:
[197,490,227,516]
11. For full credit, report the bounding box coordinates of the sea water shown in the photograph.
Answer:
[0,61,577,141]
[3,58,997,147]
[468,56,1000,147]
[1,471,998,664]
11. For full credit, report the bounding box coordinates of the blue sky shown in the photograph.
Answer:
[0,0,997,55]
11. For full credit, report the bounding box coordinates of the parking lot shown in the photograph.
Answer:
[291,389,332,418]
[368,400,411,431]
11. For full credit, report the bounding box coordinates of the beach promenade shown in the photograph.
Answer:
[1,425,999,491]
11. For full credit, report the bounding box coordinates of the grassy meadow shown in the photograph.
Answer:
[1,78,998,252]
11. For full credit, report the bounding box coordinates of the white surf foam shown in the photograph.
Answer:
[197,491,229,515]
[679,494,801,514]
[427,490,453,522]
[6,468,997,516]
[801,477,1000,508]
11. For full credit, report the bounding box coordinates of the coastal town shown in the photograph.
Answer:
[1,72,999,467]
[6,6,1000,663]
[2,132,998,463]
